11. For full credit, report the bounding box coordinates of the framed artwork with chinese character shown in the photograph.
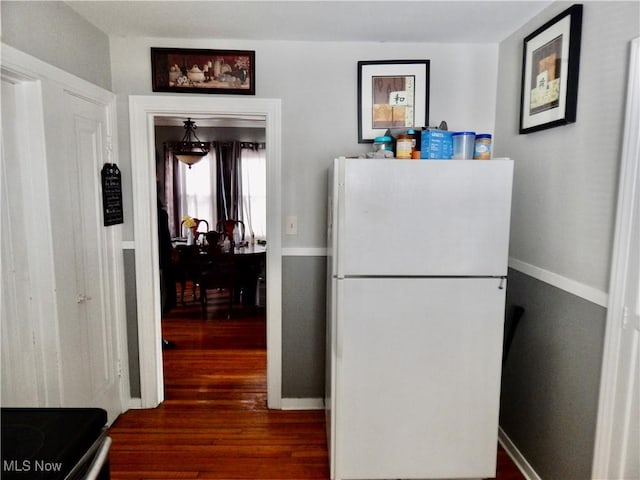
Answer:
[357,60,430,143]
[519,4,582,133]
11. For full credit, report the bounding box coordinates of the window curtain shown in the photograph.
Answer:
[181,154,214,230]
[214,141,243,225]
[162,143,216,236]
[240,142,266,239]
[162,140,264,239]
[161,144,181,237]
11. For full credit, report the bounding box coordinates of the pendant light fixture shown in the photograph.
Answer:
[170,118,209,168]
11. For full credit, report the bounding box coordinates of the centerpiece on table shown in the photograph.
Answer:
[182,215,197,245]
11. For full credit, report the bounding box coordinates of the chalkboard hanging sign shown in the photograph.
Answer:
[101,163,124,226]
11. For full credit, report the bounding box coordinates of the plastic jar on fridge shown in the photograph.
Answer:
[473,134,492,160]
[452,132,475,159]
[396,134,413,159]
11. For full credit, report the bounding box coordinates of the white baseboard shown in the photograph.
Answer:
[281,397,324,410]
[498,427,542,480]
[128,397,323,411]
[129,398,324,410]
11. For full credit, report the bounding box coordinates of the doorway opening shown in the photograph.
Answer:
[155,117,268,395]
[129,95,282,409]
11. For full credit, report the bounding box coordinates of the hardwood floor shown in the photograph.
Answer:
[108,289,524,480]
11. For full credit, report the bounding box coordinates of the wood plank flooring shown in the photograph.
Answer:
[108,289,524,480]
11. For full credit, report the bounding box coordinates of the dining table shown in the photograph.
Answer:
[230,243,266,306]
[172,239,266,307]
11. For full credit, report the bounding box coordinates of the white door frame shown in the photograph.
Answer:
[592,37,640,478]
[128,95,282,409]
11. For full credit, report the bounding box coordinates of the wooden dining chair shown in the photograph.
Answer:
[180,218,210,244]
[204,230,221,247]
[198,244,236,319]
[174,244,201,304]
[216,219,245,244]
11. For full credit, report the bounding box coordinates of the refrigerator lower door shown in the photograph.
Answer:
[332,277,505,480]
[325,275,338,473]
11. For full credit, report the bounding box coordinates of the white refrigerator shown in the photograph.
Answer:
[325,157,514,480]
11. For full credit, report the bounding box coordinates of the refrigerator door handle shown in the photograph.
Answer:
[499,277,506,290]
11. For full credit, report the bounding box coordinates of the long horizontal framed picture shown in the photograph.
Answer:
[358,60,430,143]
[519,4,582,134]
[151,47,255,95]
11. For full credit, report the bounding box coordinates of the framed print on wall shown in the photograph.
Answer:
[519,4,583,134]
[358,60,430,143]
[151,47,255,95]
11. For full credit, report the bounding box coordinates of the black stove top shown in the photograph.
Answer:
[1,408,107,479]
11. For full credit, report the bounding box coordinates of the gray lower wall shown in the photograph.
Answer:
[282,256,327,398]
[123,249,141,398]
[501,268,606,480]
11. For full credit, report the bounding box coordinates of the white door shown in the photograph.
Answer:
[336,158,513,277]
[1,46,125,423]
[595,150,640,479]
[42,83,123,421]
[610,36,640,480]
[333,277,505,480]
[612,190,640,479]
[593,37,640,480]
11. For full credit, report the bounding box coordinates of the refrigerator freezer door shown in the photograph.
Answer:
[332,277,505,480]
[335,158,513,277]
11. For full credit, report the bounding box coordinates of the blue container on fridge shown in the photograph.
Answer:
[420,129,453,159]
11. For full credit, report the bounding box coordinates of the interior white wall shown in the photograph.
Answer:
[495,1,640,293]
[1,1,112,90]
[109,37,499,246]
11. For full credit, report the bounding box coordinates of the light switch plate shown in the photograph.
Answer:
[286,215,298,235]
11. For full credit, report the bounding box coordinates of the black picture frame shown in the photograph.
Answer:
[358,60,430,143]
[151,47,255,95]
[519,4,583,134]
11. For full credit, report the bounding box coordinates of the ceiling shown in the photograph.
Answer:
[65,1,551,44]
